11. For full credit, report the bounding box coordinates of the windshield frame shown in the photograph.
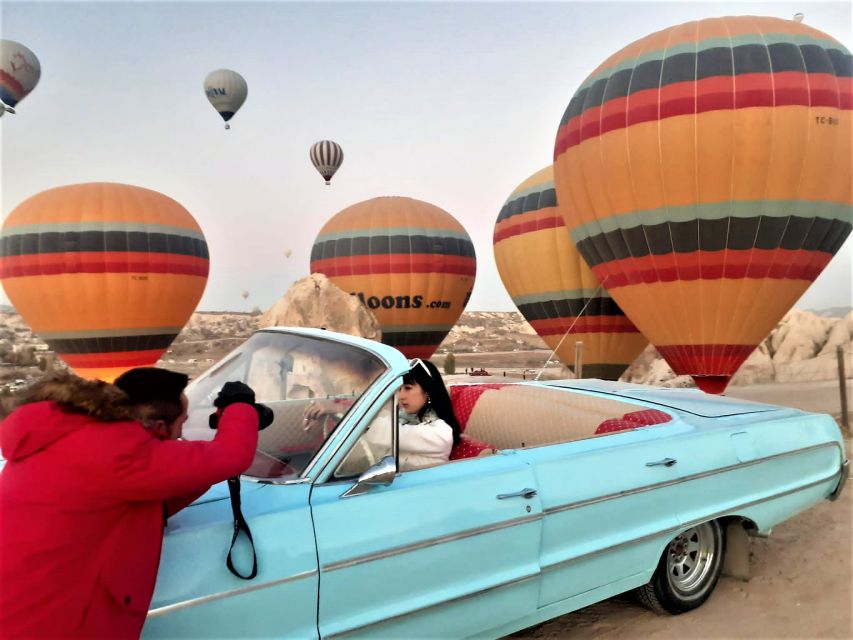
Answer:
[184,327,408,484]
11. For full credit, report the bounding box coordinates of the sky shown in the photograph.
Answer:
[1,0,851,315]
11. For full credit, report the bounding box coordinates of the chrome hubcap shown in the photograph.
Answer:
[666,522,717,593]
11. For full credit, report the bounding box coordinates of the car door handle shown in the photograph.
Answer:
[646,458,677,467]
[497,488,537,500]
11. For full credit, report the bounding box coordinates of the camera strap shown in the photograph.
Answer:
[225,476,258,580]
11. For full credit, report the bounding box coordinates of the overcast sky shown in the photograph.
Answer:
[2,0,851,314]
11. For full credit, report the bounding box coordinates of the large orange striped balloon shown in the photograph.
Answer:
[494,166,647,379]
[0,183,209,381]
[554,16,852,393]
[310,197,476,358]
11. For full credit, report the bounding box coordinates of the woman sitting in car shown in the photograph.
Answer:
[304,357,461,471]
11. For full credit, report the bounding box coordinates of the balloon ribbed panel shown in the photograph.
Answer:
[0,183,209,381]
[554,16,852,393]
[310,197,476,358]
[310,140,344,183]
[494,166,647,379]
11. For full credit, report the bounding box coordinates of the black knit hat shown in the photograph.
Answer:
[114,367,189,405]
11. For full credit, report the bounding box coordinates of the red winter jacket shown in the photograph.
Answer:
[0,394,259,639]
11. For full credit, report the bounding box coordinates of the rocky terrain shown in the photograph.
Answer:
[1,301,851,391]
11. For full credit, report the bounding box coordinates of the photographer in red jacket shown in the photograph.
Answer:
[0,368,270,639]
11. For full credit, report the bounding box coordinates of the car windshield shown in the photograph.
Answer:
[182,331,387,480]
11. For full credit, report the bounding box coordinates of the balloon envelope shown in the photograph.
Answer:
[554,16,852,393]
[0,183,209,381]
[310,197,476,358]
[204,69,247,126]
[310,140,344,184]
[0,39,40,109]
[494,166,647,379]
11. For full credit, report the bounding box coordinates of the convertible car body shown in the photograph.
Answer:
[143,328,848,639]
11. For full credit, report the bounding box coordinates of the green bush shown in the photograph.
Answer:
[443,352,456,375]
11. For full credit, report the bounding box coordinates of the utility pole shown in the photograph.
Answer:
[838,346,849,435]
[574,341,584,379]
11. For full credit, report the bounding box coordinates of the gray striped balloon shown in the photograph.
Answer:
[309,140,344,185]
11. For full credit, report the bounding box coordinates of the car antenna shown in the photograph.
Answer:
[533,277,609,382]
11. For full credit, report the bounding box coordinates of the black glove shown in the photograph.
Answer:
[209,381,274,430]
[214,381,256,410]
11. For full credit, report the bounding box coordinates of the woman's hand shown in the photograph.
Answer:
[302,400,334,430]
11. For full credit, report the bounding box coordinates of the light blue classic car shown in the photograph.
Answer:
[144,328,848,639]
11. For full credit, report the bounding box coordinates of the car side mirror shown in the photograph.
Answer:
[341,455,397,498]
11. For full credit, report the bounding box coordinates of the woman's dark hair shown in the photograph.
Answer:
[402,359,461,445]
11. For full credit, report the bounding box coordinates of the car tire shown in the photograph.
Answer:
[634,520,726,615]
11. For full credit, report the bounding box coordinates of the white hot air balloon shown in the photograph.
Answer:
[0,39,41,115]
[204,69,248,130]
[309,140,344,185]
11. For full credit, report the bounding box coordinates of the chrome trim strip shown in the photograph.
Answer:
[541,468,840,573]
[323,571,539,639]
[828,459,848,501]
[323,513,543,572]
[242,476,312,486]
[146,569,318,618]
[543,441,842,516]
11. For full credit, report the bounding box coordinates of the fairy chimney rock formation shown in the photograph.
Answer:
[259,273,381,341]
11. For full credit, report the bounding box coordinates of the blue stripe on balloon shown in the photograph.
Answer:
[0,86,19,107]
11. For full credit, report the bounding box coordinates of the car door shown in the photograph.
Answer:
[518,424,694,608]
[143,481,319,639]
[309,396,544,639]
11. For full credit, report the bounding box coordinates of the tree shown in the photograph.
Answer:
[443,352,456,375]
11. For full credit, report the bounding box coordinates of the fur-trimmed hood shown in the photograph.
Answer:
[1,373,136,462]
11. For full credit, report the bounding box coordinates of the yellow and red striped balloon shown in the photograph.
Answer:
[0,183,209,381]
[554,16,852,393]
[310,197,476,358]
[494,166,647,379]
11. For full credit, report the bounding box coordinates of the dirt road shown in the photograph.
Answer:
[724,379,849,424]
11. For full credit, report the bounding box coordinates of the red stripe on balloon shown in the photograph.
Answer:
[0,69,24,100]
[60,349,167,368]
[656,344,755,375]
[311,253,476,277]
[590,248,832,288]
[493,215,564,242]
[399,345,442,359]
[0,252,210,278]
[556,73,852,156]
[530,316,640,335]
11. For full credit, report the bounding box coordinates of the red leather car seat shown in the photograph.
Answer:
[450,435,498,460]
[622,409,672,426]
[448,384,504,458]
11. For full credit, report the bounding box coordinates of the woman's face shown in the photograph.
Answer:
[397,380,428,414]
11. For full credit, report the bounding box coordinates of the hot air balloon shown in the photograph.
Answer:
[241,290,250,300]
[0,183,209,382]
[310,140,344,185]
[310,197,476,358]
[204,69,247,129]
[283,248,292,259]
[0,39,41,114]
[554,16,852,393]
[494,166,647,379]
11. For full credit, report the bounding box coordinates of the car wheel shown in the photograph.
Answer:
[634,520,726,614]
